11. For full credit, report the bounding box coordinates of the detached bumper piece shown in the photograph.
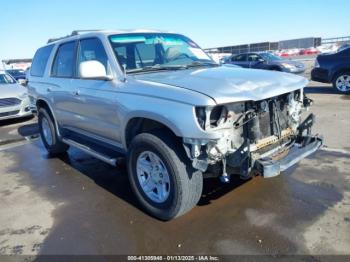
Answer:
[254,135,323,178]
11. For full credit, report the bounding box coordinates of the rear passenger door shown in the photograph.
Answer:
[49,41,78,128]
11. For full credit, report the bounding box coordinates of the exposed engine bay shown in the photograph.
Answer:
[183,88,321,181]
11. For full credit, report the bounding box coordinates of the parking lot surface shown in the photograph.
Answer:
[1,81,350,256]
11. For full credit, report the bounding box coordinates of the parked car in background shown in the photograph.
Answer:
[316,44,339,54]
[311,45,350,93]
[5,69,27,85]
[224,52,305,74]
[0,71,32,120]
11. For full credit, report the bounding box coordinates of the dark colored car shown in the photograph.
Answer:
[5,69,26,82]
[224,52,305,74]
[311,46,350,93]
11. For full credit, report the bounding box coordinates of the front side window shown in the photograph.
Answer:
[247,54,262,62]
[51,41,76,78]
[260,53,282,61]
[0,73,16,84]
[109,33,216,73]
[77,38,111,76]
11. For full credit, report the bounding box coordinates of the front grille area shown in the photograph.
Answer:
[0,110,20,118]
[0,98,21,108]
[247,94,291,143]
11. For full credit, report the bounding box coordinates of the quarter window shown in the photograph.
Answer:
[77,38,110,76]
[31,45,54,77]
[51,41,76,78]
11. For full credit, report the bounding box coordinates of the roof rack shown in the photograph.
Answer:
[47,29,104,44]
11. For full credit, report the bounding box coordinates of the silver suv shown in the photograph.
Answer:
[28,30,322,220]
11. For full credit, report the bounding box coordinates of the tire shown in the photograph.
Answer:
[38,108,69,155]
[332,71,350,93]
[127,131,203,220]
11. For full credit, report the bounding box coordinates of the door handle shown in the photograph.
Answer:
[47,87,52,92]
[73,90,80,96]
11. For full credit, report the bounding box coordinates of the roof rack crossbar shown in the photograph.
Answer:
[71,29,104,35]
[47,29,104,44]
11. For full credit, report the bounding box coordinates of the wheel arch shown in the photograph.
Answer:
[331,68,350,81]
[124,116,181,149]
[36,98,61,137]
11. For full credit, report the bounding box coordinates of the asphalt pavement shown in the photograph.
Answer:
[0,81,349,256]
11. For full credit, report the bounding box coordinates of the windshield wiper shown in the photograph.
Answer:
[183,61,219,69]
[126,61,218,74]
[127,64,185,73]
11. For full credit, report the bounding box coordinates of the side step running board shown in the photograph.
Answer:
[62,138,118,166]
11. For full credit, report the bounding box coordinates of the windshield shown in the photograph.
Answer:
[337,44,350,53]
[109,33,216,73]
[0,73,16,84]
[259,53,283,61]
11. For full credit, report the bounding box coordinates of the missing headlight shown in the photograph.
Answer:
[195,107,206,129]
[210,106,228,128]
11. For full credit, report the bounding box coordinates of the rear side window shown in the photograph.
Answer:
[51,41,76,78]
[31,45,54,77]
[233,54,247,62]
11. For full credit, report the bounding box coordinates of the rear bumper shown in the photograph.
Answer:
[254,135,323,178]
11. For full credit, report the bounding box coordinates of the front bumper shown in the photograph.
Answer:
[311,68,329,83]
[282,65,305,74]
[254,135,323,178]
[0,97,32,120]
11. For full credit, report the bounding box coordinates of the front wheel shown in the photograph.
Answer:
[127,132,203,220]
[333,72,350,93]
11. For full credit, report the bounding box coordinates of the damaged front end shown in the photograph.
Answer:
[183,89,323,182]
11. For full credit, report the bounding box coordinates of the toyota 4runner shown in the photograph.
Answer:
[28,30,322,220]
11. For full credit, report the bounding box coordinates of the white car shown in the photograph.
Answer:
[0,71,32,120]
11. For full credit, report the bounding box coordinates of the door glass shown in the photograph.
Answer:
[248,54,260,61]
[52,42,76,77]
[234,54,247,62]
[78,38,111,76]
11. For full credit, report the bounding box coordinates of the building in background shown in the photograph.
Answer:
[205,37,325,55]
[2,59,32,71]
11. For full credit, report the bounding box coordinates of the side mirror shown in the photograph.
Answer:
[79,60,112,80]
[258,58,265,63]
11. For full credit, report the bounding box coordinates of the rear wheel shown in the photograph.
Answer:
[127,132,203,220]
[333,72,350,93]
[38,108,69,155]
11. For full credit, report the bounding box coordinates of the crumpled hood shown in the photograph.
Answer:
[0,83,27,99]
[133,66,308,104]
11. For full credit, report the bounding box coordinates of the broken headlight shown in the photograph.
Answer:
[210,106,228,127]
[195,105,231,130]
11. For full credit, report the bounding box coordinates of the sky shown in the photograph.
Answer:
[1,0,349,61]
